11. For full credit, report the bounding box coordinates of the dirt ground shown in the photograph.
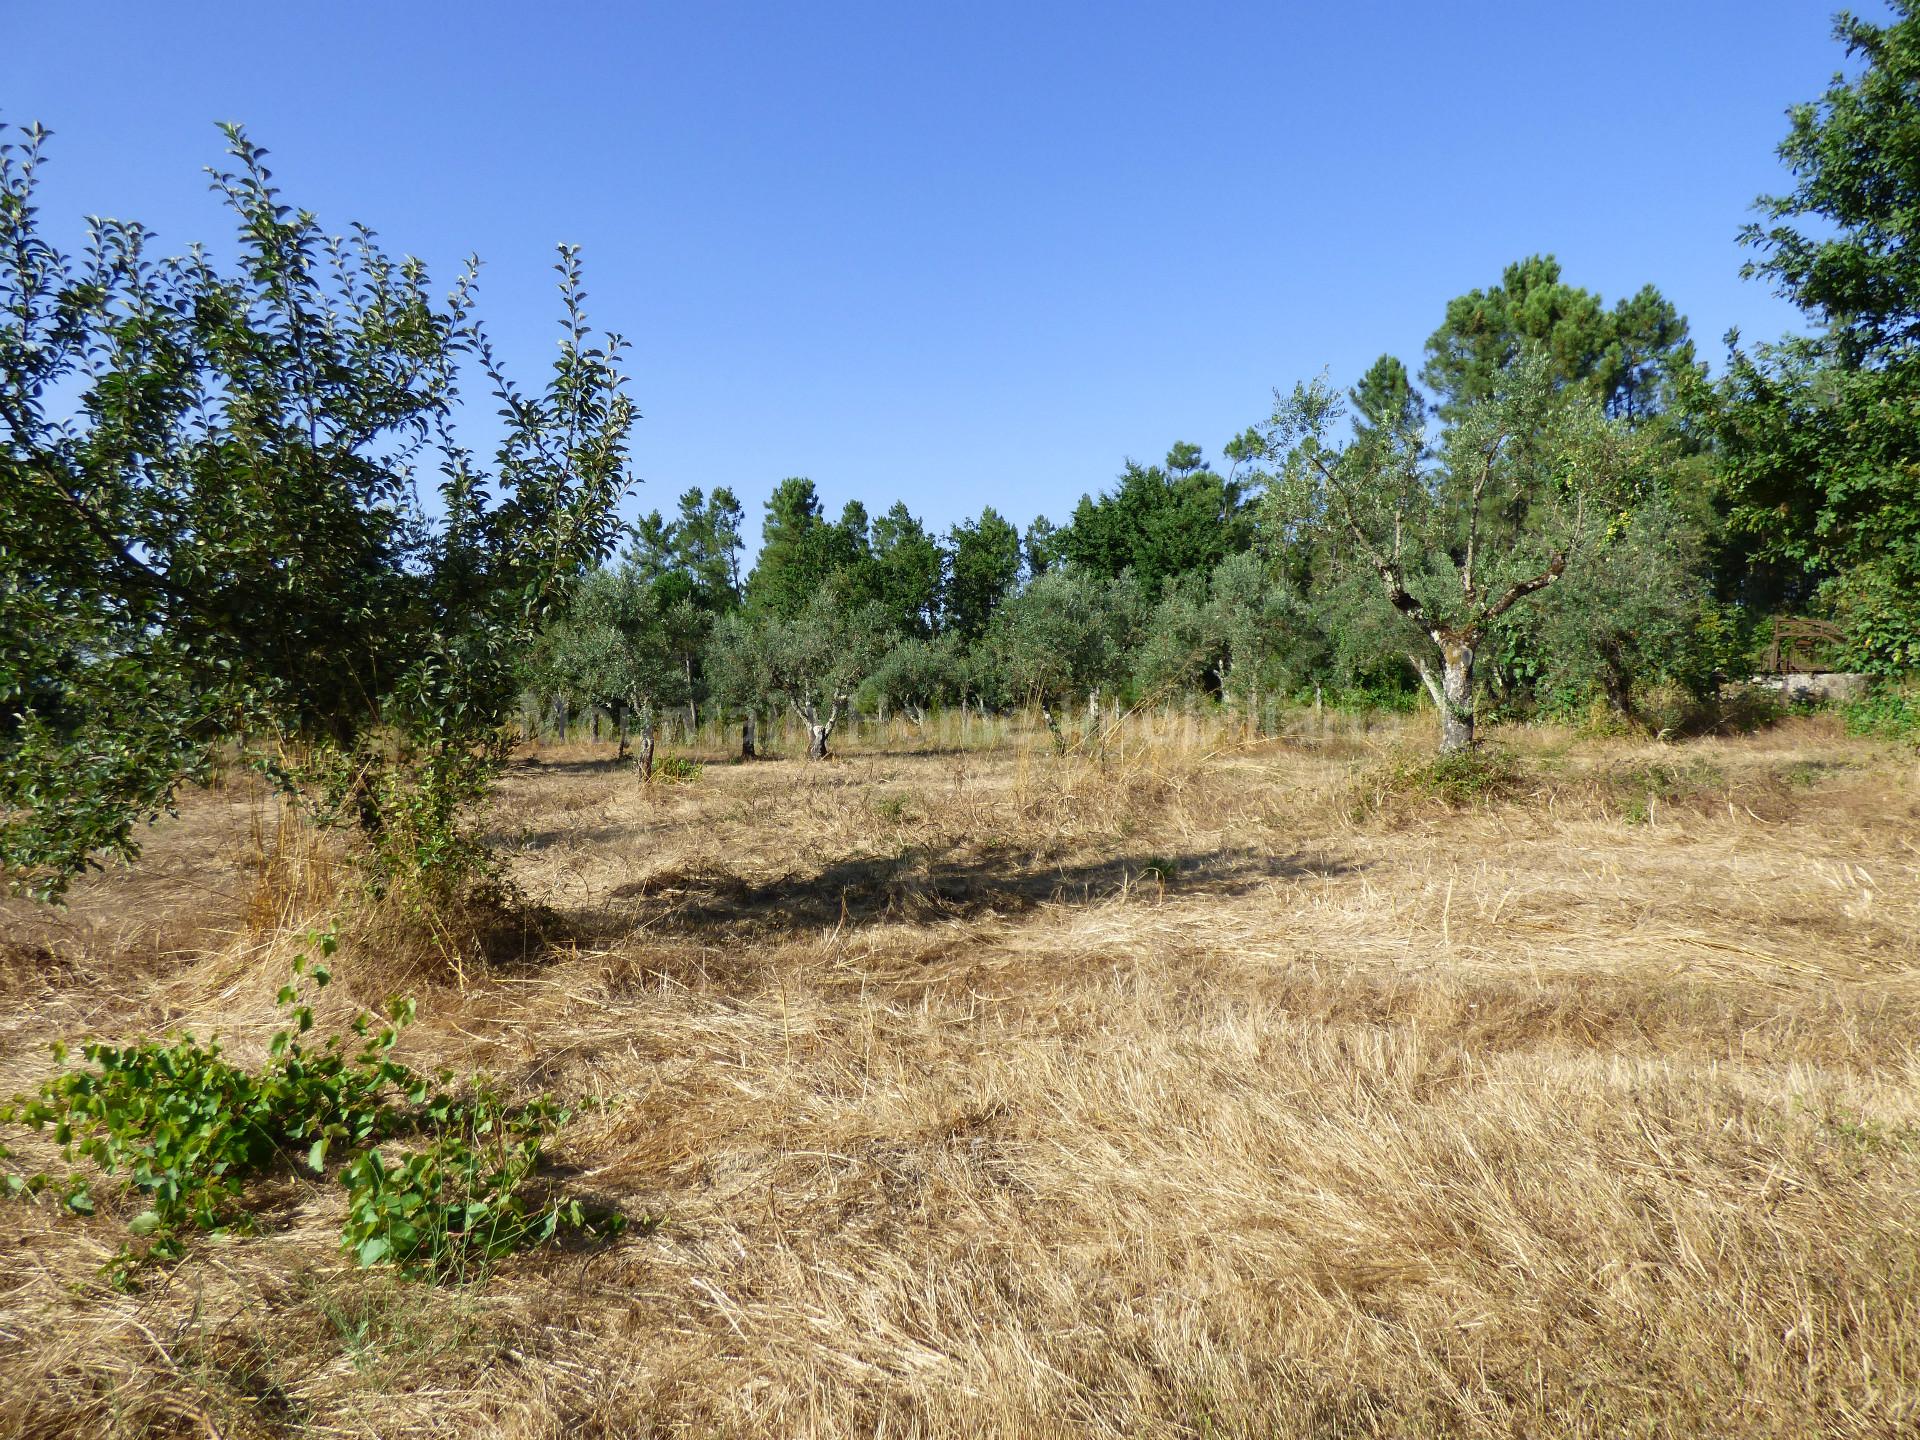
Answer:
[3,715,1918,1438]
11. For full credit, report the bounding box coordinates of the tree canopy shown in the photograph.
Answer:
[1706,0,1920,671]
[1,123,635,897]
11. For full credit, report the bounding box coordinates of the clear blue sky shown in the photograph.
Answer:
[4,2,1861,554]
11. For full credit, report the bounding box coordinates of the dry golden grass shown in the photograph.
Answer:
[3,713,1919,1437]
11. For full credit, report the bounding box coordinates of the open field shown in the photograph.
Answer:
[3,715,1919,1438]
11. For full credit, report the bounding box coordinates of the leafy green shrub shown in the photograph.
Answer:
[0,123,636,905]
[652,754,704,783]
[1635,684,1785,739]
[299,738,514,911]
[1843,682,1920,743]
[339,1085,608,1278]
[0,934,621,1283]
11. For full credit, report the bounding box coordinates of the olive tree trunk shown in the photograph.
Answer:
[796,699,837,760]
[1040,700,1067,754]
[1414,636,1477,754]
[741,709,757,760]
[1598,637,1634,721]
[636,726,656,781]
[1440,640,1474,752]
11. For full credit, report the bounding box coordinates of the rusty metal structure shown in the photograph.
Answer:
[1766,616,1846,675]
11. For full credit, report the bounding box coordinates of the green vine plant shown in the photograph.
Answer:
[0,932,625,1285]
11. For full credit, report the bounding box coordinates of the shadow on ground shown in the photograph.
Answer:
[598,845,1357,940]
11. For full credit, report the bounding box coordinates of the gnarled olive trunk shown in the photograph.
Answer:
[797,699,836,760]
[1413,636,1477,753]
[1438,636,1475,753]
[636,727,656,781]
[741,709,757,760]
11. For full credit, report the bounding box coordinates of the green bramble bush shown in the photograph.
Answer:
[0,932,623,1285]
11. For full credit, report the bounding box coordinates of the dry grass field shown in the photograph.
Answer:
[3,713,1919,1438]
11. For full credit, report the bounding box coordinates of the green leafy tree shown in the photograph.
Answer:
[708,590,891,759]
[866,501,944,637]
[1350,354,1422,434]
[742,478,873,621]
[675,485,747,609]
[1056,444,1254,597]
[946,506,1023,641]
[704,610,775,758]
[1706,1,1920,671]
[1255,355,1634,751]
[1133,573,1219,698]
[532,567,687,777]
[1422,255,1692,422]
[763,590,893,758]
[979,569,1131,749]
[865,633,963,726]
[626,486,745,614]
[1023,515,1060,578]
[743,478,829,618]
[1205,550,1323,716]
[0,123,635,901]
[1515,496,1716,722]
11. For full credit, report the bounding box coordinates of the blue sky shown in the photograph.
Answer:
[4,2,1861,553]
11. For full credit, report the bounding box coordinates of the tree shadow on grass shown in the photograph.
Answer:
[510,755,632,776]
[602,844,1359,941]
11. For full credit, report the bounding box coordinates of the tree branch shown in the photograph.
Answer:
[1409,653,1446,709]
[1483,553,1567,621]
[30,466,189,607]
[1461,428,1507,604]
[1306,447,1430,630]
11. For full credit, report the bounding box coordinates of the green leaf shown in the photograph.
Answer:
[356,1235,390,1266]
[128,1210,163,1236]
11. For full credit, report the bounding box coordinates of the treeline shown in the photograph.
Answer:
[527,254,1742,759]
[533,5,1920,760]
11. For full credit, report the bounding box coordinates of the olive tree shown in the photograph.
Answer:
[1256,355,1631,751]
[704,610,774,759]
[707,591,890,759]
[980,568,1129,749]
[767,591,892,758]
[865,633,963,727]
[1521,496,1714,722]
[1205,550,1322,719]
[534,567,687,777]
[1132,574,1218,699]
